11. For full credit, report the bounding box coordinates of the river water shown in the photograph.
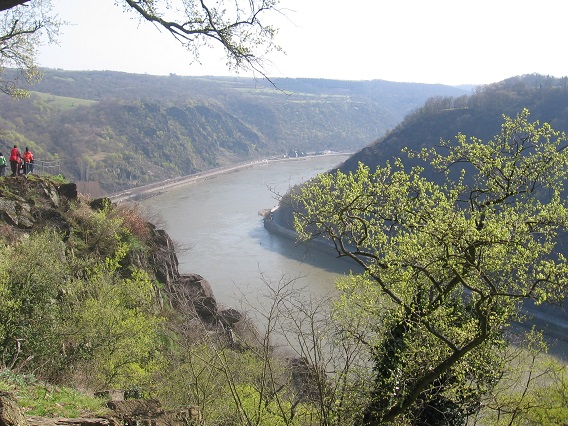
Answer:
[140,155,356,311]
[140,155,568,360]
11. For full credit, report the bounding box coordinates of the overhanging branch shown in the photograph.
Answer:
[0,0,29,12]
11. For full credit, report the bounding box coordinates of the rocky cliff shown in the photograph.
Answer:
[0,175,242,326]
[0,175,250,423]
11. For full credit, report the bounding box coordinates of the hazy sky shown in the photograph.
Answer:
[38,0,567,86]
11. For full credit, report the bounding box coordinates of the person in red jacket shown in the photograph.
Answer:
[22,147,34,174]
[9,145,21,176]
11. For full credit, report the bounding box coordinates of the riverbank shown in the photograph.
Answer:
[109,153,350,203]
[261,206,298,241]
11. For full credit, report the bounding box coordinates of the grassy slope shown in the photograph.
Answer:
[0,369,109,418]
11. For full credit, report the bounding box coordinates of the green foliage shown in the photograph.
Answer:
[155,340,323,426]
[516,363,568,425]
[0,230,71,373]
[234,383,319,426]
[476,341,568,425]
[292,109,568,424]
[50,174,69,184]
[155,343,278,424]
[0,192,167,392]
[68,200,123,255]
[61,234,166,390]
[0,68,463,193]
[0,368,108,417]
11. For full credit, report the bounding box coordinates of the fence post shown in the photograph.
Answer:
[35,159,60,176]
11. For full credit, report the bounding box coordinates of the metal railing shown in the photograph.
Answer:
[32,159,61,176]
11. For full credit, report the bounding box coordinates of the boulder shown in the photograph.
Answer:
[218,308,242,325]
[94,389,125,401]
[172,274,218,318]
[89,197,111,211]
[0,391,29,426]
[107,399,163,418]
[0,198,18,226]
[57,183,77,200]
[107,399,201,426]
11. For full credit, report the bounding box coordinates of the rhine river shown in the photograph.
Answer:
[139,154,567,360]
[140,155,356,310]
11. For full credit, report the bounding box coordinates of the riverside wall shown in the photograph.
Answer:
[109,153,351,203]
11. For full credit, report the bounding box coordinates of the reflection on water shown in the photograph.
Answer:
[249,224,360,275]
[140,156,355,308]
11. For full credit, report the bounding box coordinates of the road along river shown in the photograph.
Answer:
[138,154,567,361]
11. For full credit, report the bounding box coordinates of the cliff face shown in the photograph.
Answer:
[0,175,250,425]
[0,175,77,241]
[0,175,242,330]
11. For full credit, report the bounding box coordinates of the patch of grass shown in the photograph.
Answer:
[49,174,69,184]
[0,369,109,418]
[31,91,97,110]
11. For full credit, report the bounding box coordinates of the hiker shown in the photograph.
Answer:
[9,145,21,176]
[23,147,34,174]
[0,152,6,176]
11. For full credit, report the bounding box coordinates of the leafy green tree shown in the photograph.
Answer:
[64,263,166,391]
[0,0,60,96]
[291,109,568,424]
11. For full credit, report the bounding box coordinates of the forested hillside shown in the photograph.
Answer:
[336,74,568,175]
[275,74,568,230]
[0,69,466,193]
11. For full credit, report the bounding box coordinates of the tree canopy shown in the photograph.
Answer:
[292,109,568,424]
[0,0,281,96]
[0,0,59,96]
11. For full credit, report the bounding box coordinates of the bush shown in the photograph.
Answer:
[0,230,70,375]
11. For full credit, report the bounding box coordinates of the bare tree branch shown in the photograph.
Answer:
[0,0,29,12]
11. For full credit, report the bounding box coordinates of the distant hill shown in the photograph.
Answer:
[336,74,568,176]
[0,69,466,193]
[273,74,568,229]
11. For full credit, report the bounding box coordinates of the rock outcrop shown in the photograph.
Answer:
[170,273,217,318]
[0,176,76,243]
[0,176,243,328]
[0,391,29,426]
